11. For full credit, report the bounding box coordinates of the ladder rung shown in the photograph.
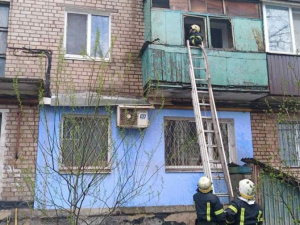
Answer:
[194,67,206,70]
[195,78,207,82]
[209,160,220,164]
[204,130,214,133]
[199,103,210,106]
[193,56,204,59]
[212,177,225,180]
[207,144,218,148]
[197,90,209,94]
[215,193,230,197]
[202,116,212,119]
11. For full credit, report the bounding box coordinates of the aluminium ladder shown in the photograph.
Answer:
[187,41,234,201]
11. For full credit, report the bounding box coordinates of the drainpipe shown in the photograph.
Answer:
[15,106,22,160]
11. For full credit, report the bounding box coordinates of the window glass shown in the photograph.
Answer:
[210,19,233,49]
[62,116,109,168]
[0,32,7,54]
[207,0,223,14]
[293,9,300,53]
[0,5,9,27]
[170,0,189,11]
[91,15,109,58]
[152,0,169,8]
[278,123,300,167]
[226,1,259,18]
[190,0,206,13]
[0,58,5,76]
[266,6,293,53]
[66,13,87,55]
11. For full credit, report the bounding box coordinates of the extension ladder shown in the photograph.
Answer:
[187,41,234,201]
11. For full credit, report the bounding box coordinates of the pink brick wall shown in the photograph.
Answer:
[5,0,144,97]
[0,105,39,201]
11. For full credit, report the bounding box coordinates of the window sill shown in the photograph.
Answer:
[59,167,111,174]
[64,55,110,62]
[165,166,222,173]
[267,51,300,56]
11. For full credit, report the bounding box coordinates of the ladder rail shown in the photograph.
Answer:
[198,44,234,200]
[187,42,213,183]
[187,41,234,200]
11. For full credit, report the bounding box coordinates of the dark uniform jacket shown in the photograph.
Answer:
[189,31,203,46]
[225,198,263,225]
[193,190,226,225]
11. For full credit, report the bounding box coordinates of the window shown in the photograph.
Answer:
[61,115,110,171]
[0,113,2,137]
[64,11,110,59]
[278,123,300,167]
[0,4,9,76]
[152,0,170,8]
[164,118,236,171]
[184,16,233,49]
[152,0,260,18]
[264,4,300,54]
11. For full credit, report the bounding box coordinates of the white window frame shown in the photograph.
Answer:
[0,109,9,196]
[263,2,300,54]
[64,10,111,61]
[59,114,111,173]
[164,117,237,172]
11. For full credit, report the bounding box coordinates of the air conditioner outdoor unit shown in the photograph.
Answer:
[117,105,150,128]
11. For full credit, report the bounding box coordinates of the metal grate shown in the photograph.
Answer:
[278,122,300,167]
[164,118,232,169]
[61,115,109,168]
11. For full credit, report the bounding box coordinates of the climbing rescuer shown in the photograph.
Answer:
[189,24,203,46]
[194,176,226,225]
[225,179,264,225]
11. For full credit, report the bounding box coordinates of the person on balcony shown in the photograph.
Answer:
[189,24,203,46]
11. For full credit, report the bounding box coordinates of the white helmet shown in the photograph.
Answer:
[191,24,200,33]
[198,176,212,193]
[238,179,256,201]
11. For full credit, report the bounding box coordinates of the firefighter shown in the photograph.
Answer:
[194,176,226,225]
[189,24,203,46]
[225,179,263,225]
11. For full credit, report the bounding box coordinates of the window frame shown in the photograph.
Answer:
[0,3,9,76]
[64,10,111,61]
[263,3,300,54]
[278,122,300,168]
[183,15,234,50]
[164,117,237,172]
[59,114,111,173]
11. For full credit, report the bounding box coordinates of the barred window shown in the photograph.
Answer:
[278,123,300,167]
[0,4,9,77]
[61,115,110,171]
[164,117,236,171]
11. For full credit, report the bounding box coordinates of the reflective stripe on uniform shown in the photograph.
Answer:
[240,208,245,225]
[228,205,238,214]
[207,202,211,222]
[258,210,263,222]
[214,208,224,215]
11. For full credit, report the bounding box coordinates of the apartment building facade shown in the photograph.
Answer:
[0,0,299,224]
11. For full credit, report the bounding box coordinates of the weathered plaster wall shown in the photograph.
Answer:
[36,107,253,209]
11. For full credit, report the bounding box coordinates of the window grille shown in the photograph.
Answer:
[278,123,300,167]
[61,115,109,169]
[164,118,235,171]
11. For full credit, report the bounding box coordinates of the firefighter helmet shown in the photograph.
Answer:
[198,176,212,193]
[191,24,200,33]
[239,179,256,200]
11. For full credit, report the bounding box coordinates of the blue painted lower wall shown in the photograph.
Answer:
[35,106,253,209]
